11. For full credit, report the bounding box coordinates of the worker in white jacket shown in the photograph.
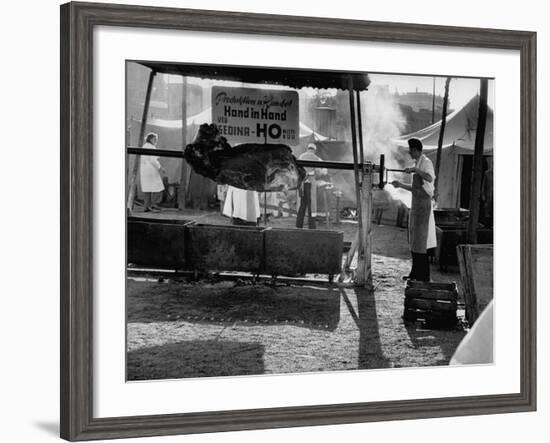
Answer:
[222,186,260,225]
[139,132,165,212]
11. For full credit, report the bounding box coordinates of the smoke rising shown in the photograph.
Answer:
[359,86,413,208]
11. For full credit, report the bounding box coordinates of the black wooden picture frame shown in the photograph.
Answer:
[60,1,536,441]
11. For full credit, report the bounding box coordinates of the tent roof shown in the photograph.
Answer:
[394,95,493,154]
[136,60,371,91]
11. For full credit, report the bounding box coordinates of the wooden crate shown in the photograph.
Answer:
[403,280,458,328]
[457,244,493,326]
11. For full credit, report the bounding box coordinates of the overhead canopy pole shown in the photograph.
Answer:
[127,69,156,213]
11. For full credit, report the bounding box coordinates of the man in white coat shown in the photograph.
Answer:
[222,186,260,226]
[391,138,436,281]
[139,132,165,212]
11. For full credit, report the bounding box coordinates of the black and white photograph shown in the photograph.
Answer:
[1,0,544,442]
[125,61,495,381]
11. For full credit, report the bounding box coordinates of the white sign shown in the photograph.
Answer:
[212,86,299,145]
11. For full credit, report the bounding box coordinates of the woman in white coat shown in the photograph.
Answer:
[140,132,165,212]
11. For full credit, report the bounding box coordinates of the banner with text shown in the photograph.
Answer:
[211,86,299,145]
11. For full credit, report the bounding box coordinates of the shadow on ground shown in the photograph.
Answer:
[404,323,467,364]
[340,287,392,370]
[127,339,265,380]
[127,280,341,331]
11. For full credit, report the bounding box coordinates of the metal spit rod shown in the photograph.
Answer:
[127,147,407,187]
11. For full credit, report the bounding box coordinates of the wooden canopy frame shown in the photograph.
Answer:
[126,60,375,286]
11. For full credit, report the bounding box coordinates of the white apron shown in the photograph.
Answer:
[416,155,437,250]
[139,142,164,192]
[223,186,260,223]
[427,200,437,249]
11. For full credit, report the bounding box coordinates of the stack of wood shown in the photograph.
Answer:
[403,280,458,328]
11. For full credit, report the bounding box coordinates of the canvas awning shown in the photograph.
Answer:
[136,60,371,91]
[394,95,494,155]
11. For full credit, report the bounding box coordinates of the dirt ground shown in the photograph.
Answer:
[127,219,467,381]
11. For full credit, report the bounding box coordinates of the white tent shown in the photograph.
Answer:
[394,95,493,208]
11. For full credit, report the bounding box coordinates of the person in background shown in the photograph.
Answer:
[391,138,436,281]
[222,185,260,226]
[296,143,327,228]
[140,132,165,212]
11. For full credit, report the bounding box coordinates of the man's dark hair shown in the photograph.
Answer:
[408,138,423,152]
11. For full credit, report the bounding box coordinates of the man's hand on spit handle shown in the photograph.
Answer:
[391,180,412,192]
[403,167,417,174]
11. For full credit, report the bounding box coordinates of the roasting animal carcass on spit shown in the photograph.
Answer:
[183,123,306,192]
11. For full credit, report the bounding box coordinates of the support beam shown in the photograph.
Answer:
[347,78,365,287]
[431,76,436,124]
[355,90,372,289]
[356,90,365,166]
[177,77,188,210]
[126,70,156,213]
[467,79,489,244]
[360,167,373,288]
[434,76,451,202]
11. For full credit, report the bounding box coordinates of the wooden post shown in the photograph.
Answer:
[356,90,365,166]
[127,70,156,213]
[361,167,373,288]
[431,76,436,124]
[335,192,341,224]
[347,78,365,285]
[264,192,268,225]
[356,90,372,288]
[323,187,330,227]
[467,79,489,244]
[177,77,188,210]
[434,76,451,202]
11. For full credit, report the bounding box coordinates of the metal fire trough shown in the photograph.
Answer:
[264,228,343,279]
[127,217,345,279]
[186,223,266,273]
[127,216,193,270]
